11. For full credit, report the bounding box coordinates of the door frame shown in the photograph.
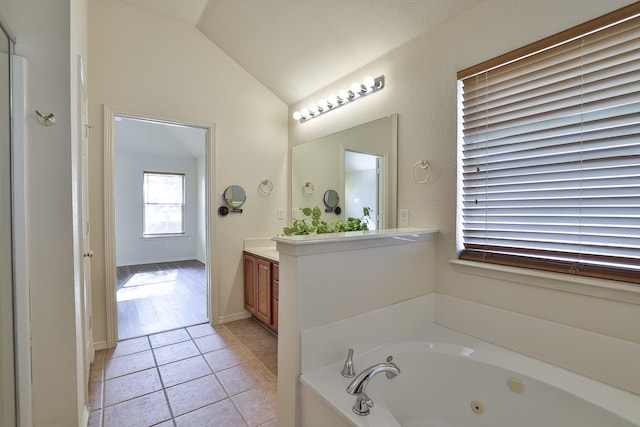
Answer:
[103,105,217,347]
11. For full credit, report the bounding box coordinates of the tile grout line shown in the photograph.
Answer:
[149,334,176,426]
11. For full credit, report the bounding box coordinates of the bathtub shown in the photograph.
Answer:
[300,324,640,427]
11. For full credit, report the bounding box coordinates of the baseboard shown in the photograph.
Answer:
[217,311,252,324]
[116,256,198,267]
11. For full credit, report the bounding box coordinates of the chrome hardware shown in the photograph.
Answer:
[346,361,400,416]
[35,110,56,126]
[341,348,355,378]
[352,392,373,416]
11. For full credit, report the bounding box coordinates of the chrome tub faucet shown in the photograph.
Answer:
[346,361,401,416]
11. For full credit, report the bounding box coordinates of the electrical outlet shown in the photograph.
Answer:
[399,209,409,227]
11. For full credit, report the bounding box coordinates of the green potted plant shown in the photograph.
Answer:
[283,206,371,236]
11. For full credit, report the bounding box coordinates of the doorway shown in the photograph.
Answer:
[344,150,383,230]
[107,112,213,342]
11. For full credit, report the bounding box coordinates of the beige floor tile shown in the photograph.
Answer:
[154,421,175,427]
[104,368,163,406]
[153,340,200,365]
[103,390,171,427]
[194,329,241,353]
[158,355,212,387]
[174,399,249,427]
[202,345,255,373]
[105,350,156,379]
[165,374,228,416]
[109,336,150,358]
[186,322,217,338]
[149,328,191,348]
[232,381,277,427]
[216,359,276,397]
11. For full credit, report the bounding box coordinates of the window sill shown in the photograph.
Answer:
[449,259,640,306]
[141,234,189,239]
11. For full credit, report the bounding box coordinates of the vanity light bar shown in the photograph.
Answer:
[292,75,385,123]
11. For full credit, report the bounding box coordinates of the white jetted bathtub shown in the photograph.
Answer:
[301,324,640,427]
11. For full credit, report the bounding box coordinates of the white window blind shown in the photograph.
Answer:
[143,172,185,235]
[458,8,640,284]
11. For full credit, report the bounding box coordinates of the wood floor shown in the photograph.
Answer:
[117,260,208,341]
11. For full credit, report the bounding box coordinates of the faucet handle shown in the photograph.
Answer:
[352,392,374,416]
[341,348,355,378]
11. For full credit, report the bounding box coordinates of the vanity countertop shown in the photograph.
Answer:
[243,246,279,262]
[243,237,279,262]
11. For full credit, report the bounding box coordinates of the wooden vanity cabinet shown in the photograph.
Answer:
[243,252,278,333]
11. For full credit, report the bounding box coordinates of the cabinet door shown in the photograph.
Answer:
[272,263,279,332]
[243,253,257,315]
[255,258,272,325]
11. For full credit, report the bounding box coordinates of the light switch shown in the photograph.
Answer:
[278,208,285,220]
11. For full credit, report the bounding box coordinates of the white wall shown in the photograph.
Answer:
[115,152,199,265]
[290,0,640,376]
[88,0,288,344]
[0,0,88,425]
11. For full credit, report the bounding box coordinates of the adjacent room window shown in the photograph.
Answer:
[143,172,185,236]
[457,4,640,284]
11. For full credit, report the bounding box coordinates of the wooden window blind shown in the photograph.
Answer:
[457,3,640,284]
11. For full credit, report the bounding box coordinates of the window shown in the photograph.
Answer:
[457,4,640,284]
[143,172,185,236]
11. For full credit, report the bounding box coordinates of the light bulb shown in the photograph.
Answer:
[300,107,310,118]
[318,99,328,111]
[327,94,338,106]
[338,89,350,102]
[308,104,319,115]
[351,82,363,96]
[363,76,375,90]
[292,111,302,120]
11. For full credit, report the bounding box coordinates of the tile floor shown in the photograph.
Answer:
[88,318,278,427]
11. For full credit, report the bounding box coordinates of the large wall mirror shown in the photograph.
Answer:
[291,114,398,229]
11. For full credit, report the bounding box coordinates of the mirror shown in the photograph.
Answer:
[224,185,246,208]
[323,189,340,213]
[219,185,246,215]
[292,114,397,229]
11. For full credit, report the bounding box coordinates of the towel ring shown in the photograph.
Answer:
[303,181,315,196]
[412,160,432,184]
[258,179,273,195]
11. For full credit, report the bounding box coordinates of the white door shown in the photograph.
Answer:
[79,57,94,383]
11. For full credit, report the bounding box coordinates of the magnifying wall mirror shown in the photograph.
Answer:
[218,185,246,215]
[323,189,341,214]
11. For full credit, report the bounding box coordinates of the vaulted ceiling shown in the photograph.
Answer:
[115,0,486,104]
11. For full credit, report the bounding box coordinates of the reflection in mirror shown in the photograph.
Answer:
[292,114,397,229]
[345,151,380,229]
[323,189,339,211]
[224,185,247,208]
